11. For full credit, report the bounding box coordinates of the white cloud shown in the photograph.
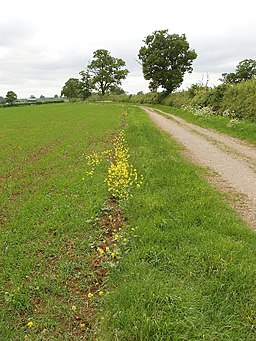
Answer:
[0,0,255,97]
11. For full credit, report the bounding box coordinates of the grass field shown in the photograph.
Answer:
[152,104,256,146]
[1,103,256,340]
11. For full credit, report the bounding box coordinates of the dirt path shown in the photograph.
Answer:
[142,106,256,230]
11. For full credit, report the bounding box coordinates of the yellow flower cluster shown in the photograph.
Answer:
[105,131,143,201]
[85,150,110,176]
[86,131,143,202]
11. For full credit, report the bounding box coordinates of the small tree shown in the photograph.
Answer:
[61,78,82,100]
[138,29,197,94]
[221,59,256,84]
[5,91,17,105]
[87,49,129,95]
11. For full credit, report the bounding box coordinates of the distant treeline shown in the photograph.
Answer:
[0,98,65,108]
[87,78,256,122]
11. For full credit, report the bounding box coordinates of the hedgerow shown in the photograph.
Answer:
[86,79,256,121]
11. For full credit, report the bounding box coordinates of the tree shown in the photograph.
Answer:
[61,78,82,99]
[79,70,92,100]
[5,91,17,105]
[87,49,129,95]
[138,29,197,94]
[221,59,256,84]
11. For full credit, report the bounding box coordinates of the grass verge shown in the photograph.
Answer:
[96,105,256,340]
[151,104,256,146]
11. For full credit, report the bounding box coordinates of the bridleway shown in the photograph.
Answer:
[142,106,256,230]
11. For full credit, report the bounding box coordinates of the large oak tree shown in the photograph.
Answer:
[138,30,197,94]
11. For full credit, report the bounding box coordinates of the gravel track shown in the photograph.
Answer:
[142,106,256,229]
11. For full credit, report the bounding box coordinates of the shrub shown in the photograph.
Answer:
[220,79,256,121]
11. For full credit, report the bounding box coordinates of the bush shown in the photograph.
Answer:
[219,79,256,121]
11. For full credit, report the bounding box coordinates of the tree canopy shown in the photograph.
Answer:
[5,91,17,105]
[87,49,129,95]
[138,29,197,94]
[61,78,82,100]
[221,59,256,84]
[79,70,92,100]
[61,49,128,100]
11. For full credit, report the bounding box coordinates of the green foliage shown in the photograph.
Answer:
[203,84,228,110]
[138,29,197,94]
[220,78,256,121]
[162,91,191,107]
[87,91,163,104]
[156,79,256,121]
[87,49,129,95]
[129,92,164,104]
[109,86,125,95]
[221,59,256,84]
[79,70,92,100]
[5,91,17,105]
[61,78,82,100]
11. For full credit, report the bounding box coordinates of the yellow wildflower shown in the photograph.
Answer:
[97,247,104,255]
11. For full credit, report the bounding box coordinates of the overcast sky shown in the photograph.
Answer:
[0,0,255,98]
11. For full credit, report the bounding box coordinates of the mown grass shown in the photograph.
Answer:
[152,104,256,146]
[97,105,256,340]
[0,103,123,340]
[1,103,256,340]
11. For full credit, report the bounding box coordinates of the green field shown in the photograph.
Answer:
[1,103,256,340]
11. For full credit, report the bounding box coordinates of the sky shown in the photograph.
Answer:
[0,0,255,98]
